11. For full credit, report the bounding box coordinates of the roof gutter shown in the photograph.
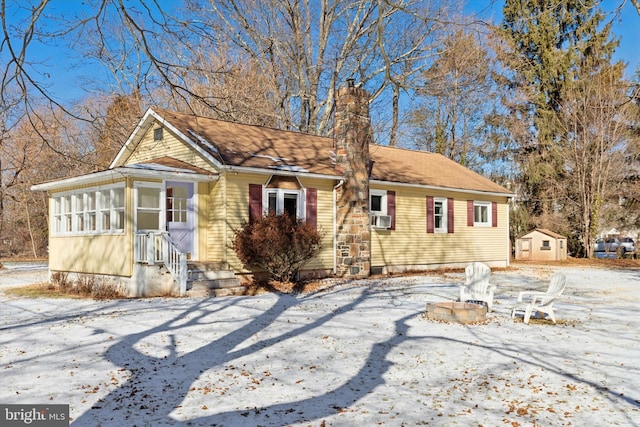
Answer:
[368,179,515,198]
[224,165,340,181]
[31,167,218,192]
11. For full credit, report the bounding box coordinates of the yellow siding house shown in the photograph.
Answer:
[32,83,514,297]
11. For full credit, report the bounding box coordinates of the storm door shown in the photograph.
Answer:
[166,181,195,258]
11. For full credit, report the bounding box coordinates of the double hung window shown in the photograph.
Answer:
[370,189,391,228]
[266,189,302,218]
[467,200,497,228]
[427,196,453,233]
[473,201,491,226]
[433,198,447,233]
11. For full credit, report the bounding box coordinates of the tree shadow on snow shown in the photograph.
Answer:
[72,287,418,426]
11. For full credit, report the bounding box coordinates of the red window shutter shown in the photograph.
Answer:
[447,198,454,233]
[306,188,317,228]
[387,191,396,230]
[249,184,262,222]
[467,200,474,227]
[492,202,498,227]
[426,196,434,233]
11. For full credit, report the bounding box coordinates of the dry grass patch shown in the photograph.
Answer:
[512,316,580,326]
[512,257,640,269]
[5,273,126,300]
[4,282,87,299]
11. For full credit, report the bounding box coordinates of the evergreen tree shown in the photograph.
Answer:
[499,0,618,222]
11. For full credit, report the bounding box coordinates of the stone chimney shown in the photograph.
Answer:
[334,80,371,278]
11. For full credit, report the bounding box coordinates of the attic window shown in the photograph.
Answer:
[154,128,164,141]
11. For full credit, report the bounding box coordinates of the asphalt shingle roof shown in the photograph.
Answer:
[154,109,512,195]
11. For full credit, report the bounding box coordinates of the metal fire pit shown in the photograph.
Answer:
[425,302,487,324]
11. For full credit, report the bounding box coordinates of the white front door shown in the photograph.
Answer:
[166,182,195,258]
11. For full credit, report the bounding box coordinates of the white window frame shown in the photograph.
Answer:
[434,197,447,233]
[134,182,164,232]
[264,188,305,220]
[86,192,97,232]
[51,183,125,236]
[74,193,86,232]
[473,201,491,227]
[100,185,125,233]
[53,194,72,234]
[370,189,389,228]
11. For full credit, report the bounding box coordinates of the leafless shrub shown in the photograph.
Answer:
[75,274,95,295]
[232,213,323,284]
[50,272,124,299]
[90,280,124,300]
[51,271,71,292]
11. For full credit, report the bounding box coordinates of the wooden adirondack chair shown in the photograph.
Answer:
[459,262,496,312]
[511,272,567,324]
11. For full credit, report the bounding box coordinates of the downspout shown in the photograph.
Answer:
[127,177,134,277]
[222,171,228,262]
[333,179,344,275]
[506,198,511,267]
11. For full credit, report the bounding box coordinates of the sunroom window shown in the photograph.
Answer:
[100,187,125,232]
[53,194,72,233]
[136,184,163,231]
[52,184,125,235]
[86,192,97,231]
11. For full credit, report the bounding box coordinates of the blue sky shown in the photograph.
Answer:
[599,1,640,76]
[12,0,640,103]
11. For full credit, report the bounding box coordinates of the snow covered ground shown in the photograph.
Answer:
[1,263,639,426]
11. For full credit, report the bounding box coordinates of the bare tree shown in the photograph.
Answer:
[91,92,142,168]
[0,0,470,257]
[408,29,497,169]
[0,106,92,257]
[555,61,633,257]
[155,50,285,128]
[183,0,455,137]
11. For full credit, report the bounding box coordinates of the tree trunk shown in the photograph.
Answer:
[25,201,38,258]
[389,84,399,147]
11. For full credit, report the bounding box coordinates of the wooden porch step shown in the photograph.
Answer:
[187,261,236,281]
[186,286,247,298]
[187,261,230,269]
[186,261,245,297]
[188,269,236,281]
[189,277,242,290]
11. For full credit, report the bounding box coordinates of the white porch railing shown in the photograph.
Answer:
[134,231,188,295]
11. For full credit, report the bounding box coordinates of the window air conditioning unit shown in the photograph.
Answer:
[372,214,392,229]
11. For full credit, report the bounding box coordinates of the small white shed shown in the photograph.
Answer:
[515,229,567,261]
